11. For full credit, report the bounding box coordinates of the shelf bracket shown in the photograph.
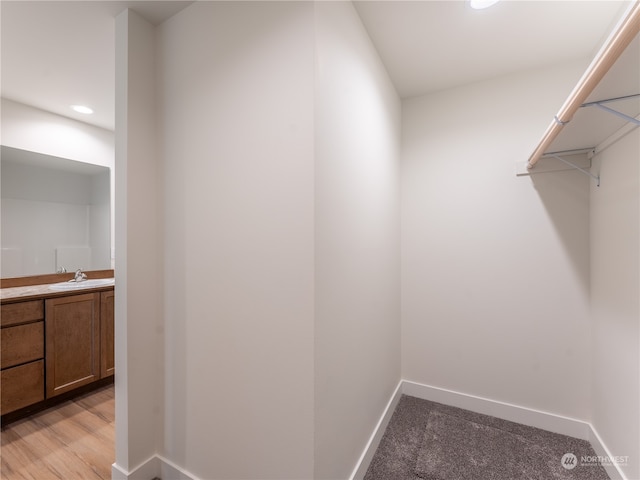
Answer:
[549,153,600,187]
[582,93,640,126]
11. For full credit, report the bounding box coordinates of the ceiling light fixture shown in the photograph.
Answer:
[71,105,94,114]
[469,0,500,10]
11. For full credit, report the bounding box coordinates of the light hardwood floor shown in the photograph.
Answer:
[1,384,114,480]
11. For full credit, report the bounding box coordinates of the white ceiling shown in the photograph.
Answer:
[1,1,634,132]
[354,1,632,98]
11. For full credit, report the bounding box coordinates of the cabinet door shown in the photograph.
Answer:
[45,293,100,397]
[100,290,115,378]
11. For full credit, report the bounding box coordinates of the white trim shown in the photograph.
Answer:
[349,380,403,480]
[112,456,160,480]
[158,455,200,480]
[401,380,591,440]
[113,381,627,480]
[349,379,602,480]
[589,425,627,480]
[112,455,199,480]
[111,462,129,480]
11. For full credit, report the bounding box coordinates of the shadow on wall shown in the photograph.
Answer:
[529,168,591,298]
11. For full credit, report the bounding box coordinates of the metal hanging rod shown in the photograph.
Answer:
[527,1,640,170]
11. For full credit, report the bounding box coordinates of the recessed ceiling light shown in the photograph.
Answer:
[469,0,500,9]
[71,105,94,115]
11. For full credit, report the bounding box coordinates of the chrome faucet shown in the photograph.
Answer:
[74,269,87,282]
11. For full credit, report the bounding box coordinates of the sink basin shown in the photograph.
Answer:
[49,278,115,291]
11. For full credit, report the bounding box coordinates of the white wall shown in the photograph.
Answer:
[1,99,116,266]
[114,8,163,476]
[590,128,639,479]
[158,3,315,478]
[314,2,401,478]
[1,198,89,276]
[401,61,593,421]
[1,98,113,169]
[90,170,111,270]
[120,4,636,480]
[155,4,400,479]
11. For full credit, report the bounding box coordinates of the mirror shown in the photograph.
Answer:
[1,145,111,278]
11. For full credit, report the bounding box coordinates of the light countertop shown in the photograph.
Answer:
[1,279,115,303]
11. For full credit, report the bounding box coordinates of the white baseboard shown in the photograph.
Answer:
[112,456,160,480]
[349,380,403,480]
[112,455,198,480]
[113,380,627,480]
[589,425,627,480]
[402,380,591,440]
[111,462,130,480]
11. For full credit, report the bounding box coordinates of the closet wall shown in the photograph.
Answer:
[154,2,401,479]
[314,2,401,478]
[158,3,316,478]
[590,127,640,480]
[116,2,636,478]
[401,60,593,420]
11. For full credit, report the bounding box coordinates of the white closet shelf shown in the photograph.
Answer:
[520,1,640,183]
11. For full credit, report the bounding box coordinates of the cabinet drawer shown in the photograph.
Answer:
[1,321,44,369]
[1,300,44,327]
[1,360,45,415]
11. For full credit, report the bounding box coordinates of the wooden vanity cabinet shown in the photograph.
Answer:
[45,293,101,397]
[1,287,114,416]
[0,300,45,415]
[100,290,115,378]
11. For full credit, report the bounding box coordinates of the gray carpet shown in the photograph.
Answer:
[364,395,610,480]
